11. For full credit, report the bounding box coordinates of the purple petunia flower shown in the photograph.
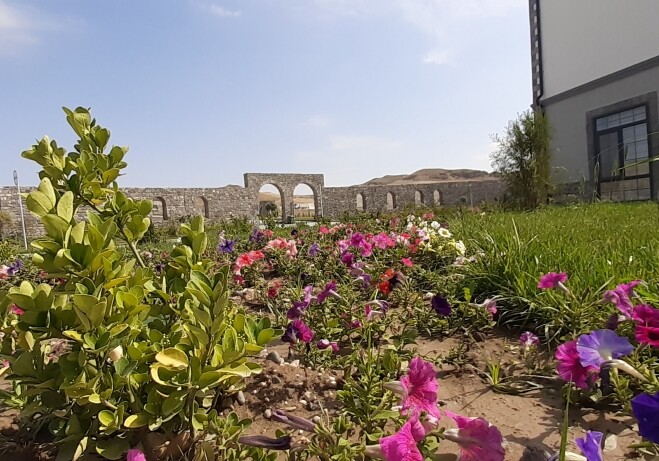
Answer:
[307,242,320,257]
[576,329,634,368]
[431,294,452,316]
[282,320,314,344]
[218,239,235,253]
[317,281,340,304]
[602,287,634,318]
[631,392,659,444]
[537,272,568,290]
[575,431,603,461]
[618,280,642,296]
[249,228,265,243]
[519,331,540,348]
[6,259,23,277]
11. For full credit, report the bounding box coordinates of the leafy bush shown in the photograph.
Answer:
[0,107,274,460]
[491,110,552,209]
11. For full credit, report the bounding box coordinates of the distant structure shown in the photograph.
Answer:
[0,171,504,236]
[529,0,659,201]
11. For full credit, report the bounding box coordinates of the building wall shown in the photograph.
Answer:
[0,174,505,237]
[538,0,659,99]
[541,61,659,198]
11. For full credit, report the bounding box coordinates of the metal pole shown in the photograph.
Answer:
[13,170,28,250]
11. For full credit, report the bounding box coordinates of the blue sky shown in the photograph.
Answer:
[0,0,531,187]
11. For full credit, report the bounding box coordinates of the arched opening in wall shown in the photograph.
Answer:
[194,196,210,218]
[433,190,442,206]
[153,197,168,221]
[386,192,396,210]
[293,183,317,221]
[258,184,284,220]
[356,193,365,211]
[414,190,424,206]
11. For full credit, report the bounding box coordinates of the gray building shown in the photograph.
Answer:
[530,0,659,201]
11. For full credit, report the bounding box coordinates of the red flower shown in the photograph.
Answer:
[379,281,391,296]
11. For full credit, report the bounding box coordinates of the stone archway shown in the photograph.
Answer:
[244,173,325,223]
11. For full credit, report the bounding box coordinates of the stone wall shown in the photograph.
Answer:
[0,173,505,237]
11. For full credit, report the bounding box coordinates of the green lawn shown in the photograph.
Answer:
[449,202,659,340]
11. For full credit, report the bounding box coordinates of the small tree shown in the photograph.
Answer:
[491,110,552,209]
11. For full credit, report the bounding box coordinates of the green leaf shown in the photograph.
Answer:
[124,413,150,428]
[155,348,189,369]
[197,371,224,389]
[38,177,57,205]
[57,191,74,222]
[192,233,207,254]
[162,390,188,416]
[42,214,70,242]
[95,438,129,460]
[26,191,54,217]
[256,328,275,346]
[98,410,115,427]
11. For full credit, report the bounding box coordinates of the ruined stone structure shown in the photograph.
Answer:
[0,172,505,237]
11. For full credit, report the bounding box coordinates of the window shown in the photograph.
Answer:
[594,105,651,201]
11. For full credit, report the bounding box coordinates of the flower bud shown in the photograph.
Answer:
[108,345,123,363]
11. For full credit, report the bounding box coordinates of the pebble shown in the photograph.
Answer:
[266,351,284,365]
[264,397,270,403]
[299,399,308,406]
[272,376,283,384]
[236,391,246,405]
[264,409,272,419]
[604,434,617,451]
[281,406,297,411]
[259,381,268,388]
[289,360,300,367]
[303,391,313,400]
[311,416,321,424]
[307,402,317,411]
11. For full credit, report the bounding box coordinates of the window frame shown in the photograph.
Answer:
[593,103,651,183]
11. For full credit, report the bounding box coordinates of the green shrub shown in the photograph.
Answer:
[0,107,274,460]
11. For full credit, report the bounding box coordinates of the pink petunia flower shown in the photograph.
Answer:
[399,357,440,419]
[443,412,505,461]
[483,299,497,315]
[377,416,426,461]
[9,304,24,316]
[603,287,634,318]
[555,340,598,389]
[127,449,147,461]
[537,272,568,290]
[401,258,414,267]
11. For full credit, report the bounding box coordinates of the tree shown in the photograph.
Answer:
[491,110,552,209]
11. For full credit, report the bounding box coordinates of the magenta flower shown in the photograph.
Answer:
[537,272,568,290]
[555,340,598,389]
[631,392,659,443]
[443,413,505,461]
[282,320,314,344]
[330,342,339,353]
[340,251,354,267]
[576,329,634,368]
[127,449,147,461]
[378,416,426,461]
[359,241,373,257]
[575,431,603,461]
[519,331,539,348]
[9,304,24,316]
[317,339,338,352]
[618,279,642,296]
[399,357,440,419]
[632,305,659,347]
[401,257,414,267]
[316,281,340,304]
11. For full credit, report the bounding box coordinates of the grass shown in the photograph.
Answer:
[450,202,659,341]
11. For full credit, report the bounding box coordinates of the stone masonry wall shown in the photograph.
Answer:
[0,173,505,237]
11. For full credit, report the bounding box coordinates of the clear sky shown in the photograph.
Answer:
[0,0,532,188]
